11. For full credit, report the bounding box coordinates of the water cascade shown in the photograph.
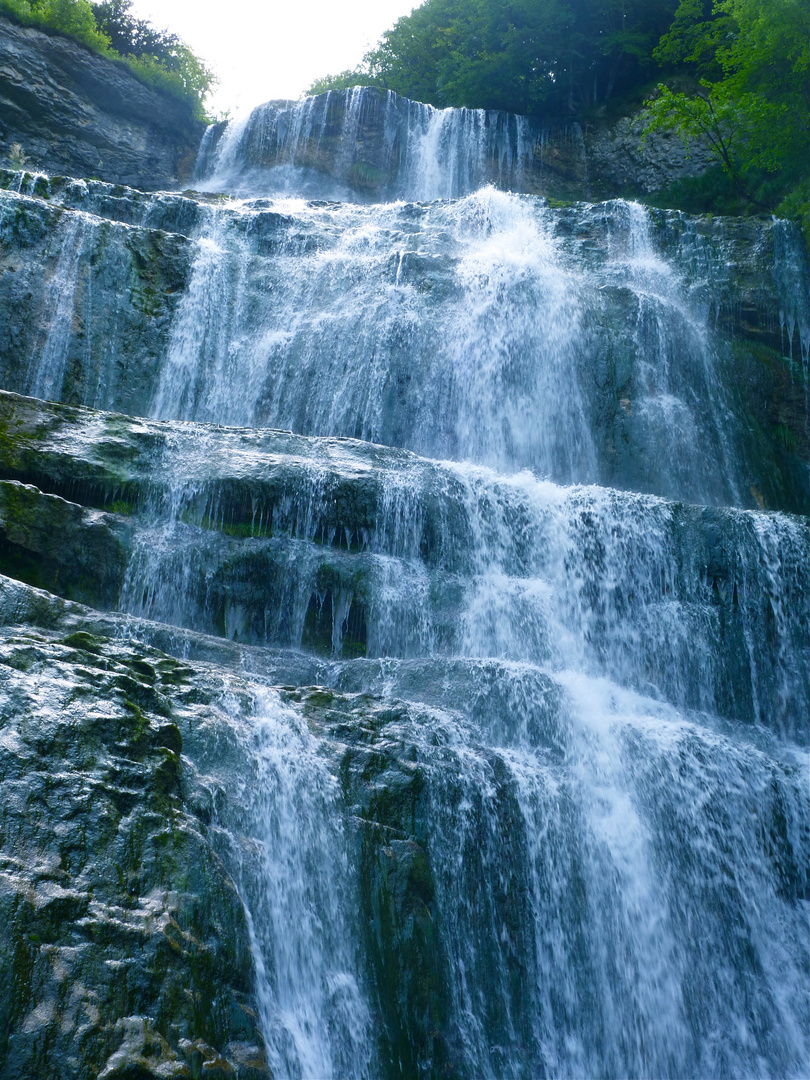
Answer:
[0,87,808,1079]
[194,88,551,202]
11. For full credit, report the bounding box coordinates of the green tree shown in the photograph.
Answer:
[646,0,810,213]
[307,0,681,117]
[34,0,109,49]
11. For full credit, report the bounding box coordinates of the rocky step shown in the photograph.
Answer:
[0,393,807,739]
[1,181,808,513]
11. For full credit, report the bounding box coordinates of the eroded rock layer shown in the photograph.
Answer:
[1,173,808,512]
[194,87,713,203]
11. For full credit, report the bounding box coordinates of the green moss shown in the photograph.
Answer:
[130,659,156,682]
[123,698,150,743]
[773,423,799,452]
[156,723,182,755]
[61,630,104,654]
[0,539,58,595]
[305,689,335,708]
[733,338,785,370]
[192,511,272,538]
[155,659,194,687]
[348,161,387,189]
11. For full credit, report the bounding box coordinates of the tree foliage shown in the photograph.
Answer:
[308,0,681,117]
[0,0,215,118]
[645,0,810,219]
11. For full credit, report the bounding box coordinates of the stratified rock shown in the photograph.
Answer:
[195,87,711,203]
[0,17,204,189]
[2,571,807,1080]
[0,391,806,740]
[583,111,715,197]
[0,580,270,1078]
[0,178,807,512]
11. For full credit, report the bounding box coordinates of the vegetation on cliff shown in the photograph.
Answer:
[309,0,809,231]
[0,0,214,118]
[308,0,682,117]
[646,0,809,232]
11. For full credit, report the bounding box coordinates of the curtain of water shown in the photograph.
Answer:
[5,88,807,1076]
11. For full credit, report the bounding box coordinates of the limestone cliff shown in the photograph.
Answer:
[0,17,204,189]
[195,86,713,203]
[0,31,808,1080]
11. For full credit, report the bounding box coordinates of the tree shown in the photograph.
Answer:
[307,0,681,117]
[645,0,810,211]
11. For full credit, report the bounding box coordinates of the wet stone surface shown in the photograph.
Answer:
[0,616,269,1078]
[0,87,808,1072]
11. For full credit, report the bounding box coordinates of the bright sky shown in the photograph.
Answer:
[129,0,416,117]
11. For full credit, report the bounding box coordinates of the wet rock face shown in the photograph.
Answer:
[0,391,807,744]
[0,576,531,1080]
[0,578,502,1080]
[198,88,588,201]
[0,176,195,414]
[0,70,807,1072]
[1,176,808,513]
[0,17,204,189]
[0,570,808,1080]
[0,606,270,1079]
[583,112,715,197]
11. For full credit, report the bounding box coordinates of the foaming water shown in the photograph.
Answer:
[141,190,780,505]
[314,660,810,1079]
[210,687,373,1079]
[114,426,810,741]
[25,212,87,401]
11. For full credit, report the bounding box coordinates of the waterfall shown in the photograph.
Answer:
[218,688,374,1078]
[194,88,545,202]
[25,211,87,401]
[139,188,796,508]
[0,85,808,1077]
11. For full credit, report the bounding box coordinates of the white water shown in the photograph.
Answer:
[195,89,539,202]
[3,91,808,1077]
[199,687,374,1078]
[25,212,86,401]
[142,187,777,508]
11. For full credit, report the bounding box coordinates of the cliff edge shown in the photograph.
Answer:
[0,16,204,189]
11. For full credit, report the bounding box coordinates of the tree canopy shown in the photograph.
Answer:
[645,0,809,223]
[309,0,682,117]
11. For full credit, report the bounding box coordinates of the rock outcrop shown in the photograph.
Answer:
[1,172,807,513]
[0,17,204,189]
[583,110,716,197]
[0,576,271,1078]
[0,389,806,740]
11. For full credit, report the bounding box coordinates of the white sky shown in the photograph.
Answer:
[128,0,416,117]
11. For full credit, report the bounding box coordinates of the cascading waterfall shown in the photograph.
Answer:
[215,688,374,1078]
[0,86,808,1078]
[140,187,789,507]
[194,88,540,202]
[25,211,87,401]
